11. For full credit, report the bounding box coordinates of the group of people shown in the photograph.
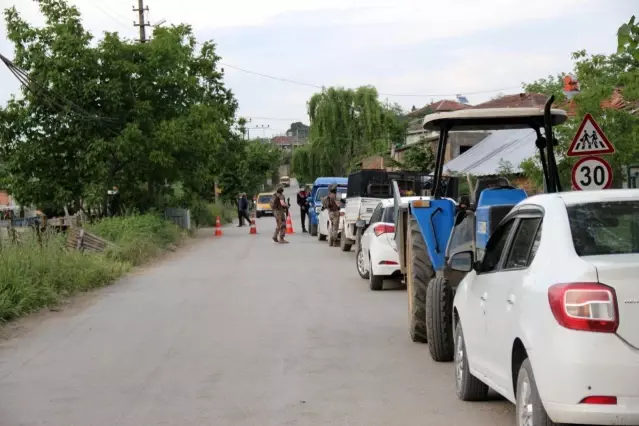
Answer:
[236,183,341,245]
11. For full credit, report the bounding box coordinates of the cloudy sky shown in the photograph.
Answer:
[0,0,635,137]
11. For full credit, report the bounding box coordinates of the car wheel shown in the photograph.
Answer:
[340,229,352,252]
[356,245,369,279]
[256,212,262,218]
[369,255,384,291]
[454,322,488,401]
[516,359,559,426]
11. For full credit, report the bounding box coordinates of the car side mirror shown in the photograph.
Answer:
[449,250,475,273]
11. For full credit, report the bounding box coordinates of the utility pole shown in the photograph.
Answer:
[133,0,150,43]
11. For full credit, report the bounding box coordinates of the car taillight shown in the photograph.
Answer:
[373,224,395,237]
[379,260,398,265]
[548,283,619,333]
[580,396,617,405]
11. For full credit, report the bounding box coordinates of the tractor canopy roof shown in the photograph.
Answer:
[422,107,568,131]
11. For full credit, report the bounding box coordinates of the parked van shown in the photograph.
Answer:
[308,177,347,236]
[280,176,291,187]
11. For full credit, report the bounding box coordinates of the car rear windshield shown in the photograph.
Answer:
[258,195,272,203]
[567,201,639,256]
[315,187,347,200]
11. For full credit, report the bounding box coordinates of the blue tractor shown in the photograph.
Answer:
[393,96,567,362]
[308,177,348,236]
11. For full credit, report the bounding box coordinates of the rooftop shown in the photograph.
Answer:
[471,93,549,109]
[407,99,471,118]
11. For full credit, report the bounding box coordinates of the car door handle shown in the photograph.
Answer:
[480,293,487,301]
[507,294,515,305]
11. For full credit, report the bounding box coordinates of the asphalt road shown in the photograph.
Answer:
[0,181,514,426]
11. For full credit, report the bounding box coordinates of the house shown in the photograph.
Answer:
[271,122,310,150]
[443,85,639,193]
[393,99,492,167]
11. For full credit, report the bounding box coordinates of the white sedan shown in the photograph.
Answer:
[450,189,639,426]
[355,198,404,290]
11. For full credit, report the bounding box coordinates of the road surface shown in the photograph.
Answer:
[0,181,514,426]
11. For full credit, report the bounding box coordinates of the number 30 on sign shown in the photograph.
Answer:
[571,156,613,191]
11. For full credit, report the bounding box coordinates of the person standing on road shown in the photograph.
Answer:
[296,185,310,233]
[237,193,251,227]
[271,186,289,243]
[322,184,341,247]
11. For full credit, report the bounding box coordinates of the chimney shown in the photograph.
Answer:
[563,75,580,99]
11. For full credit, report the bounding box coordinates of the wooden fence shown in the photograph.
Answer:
[65,228,115,253]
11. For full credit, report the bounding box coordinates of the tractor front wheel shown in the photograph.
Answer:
[426,276,455,362]
[407,218,431,343]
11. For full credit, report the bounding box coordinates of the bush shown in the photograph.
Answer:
[0,214,189,323]
[191,201,236,227]
[87,214,183,266]
[0,231,128,322]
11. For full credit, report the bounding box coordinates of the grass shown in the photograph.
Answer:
[0,214,186,323]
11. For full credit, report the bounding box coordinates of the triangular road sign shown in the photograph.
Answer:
[567,113,615,157]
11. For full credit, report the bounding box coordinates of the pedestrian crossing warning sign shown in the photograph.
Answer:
[566,113,615,157]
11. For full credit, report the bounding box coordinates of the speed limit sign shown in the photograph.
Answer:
[571,156,613,191]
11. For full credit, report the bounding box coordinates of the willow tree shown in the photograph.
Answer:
[305,86,406,176]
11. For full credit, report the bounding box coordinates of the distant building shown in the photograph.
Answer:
[271,121,310,150]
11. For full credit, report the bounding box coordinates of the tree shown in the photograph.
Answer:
[388,138,435,172]
[520,17,639,190]
[293,86,407,179]
[0,0,257,215]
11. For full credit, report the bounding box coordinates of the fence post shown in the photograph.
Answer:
[76,229,85,251]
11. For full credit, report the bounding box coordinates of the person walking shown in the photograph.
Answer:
[322,184,341,247]
[296,185,310,233]
[270,186,289,243]
[237,193,251,227]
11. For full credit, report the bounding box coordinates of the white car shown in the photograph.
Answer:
[355,198,403,290]
[450,189,639,426]
[318,193,346,242]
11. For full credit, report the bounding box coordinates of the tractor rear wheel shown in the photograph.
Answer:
[407,218,431,343]
[426,276,455,362]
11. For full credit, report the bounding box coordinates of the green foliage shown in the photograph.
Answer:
[0,231,129,322]
[190,201,236,227]
[292,86,407,179]
[0,1,275,215]
[398,140,435,172]
[522,74,567,103]
[521,18,639,190]
[618,15,639,60]
[86,214,183,265]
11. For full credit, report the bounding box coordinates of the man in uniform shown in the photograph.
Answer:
[296,185,310,233]
[322,184,341,247]
[271,186,289,243]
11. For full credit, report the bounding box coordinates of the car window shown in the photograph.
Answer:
[504,218,542,269]
[567,201,639,256]
[478,219,515,273]
[369,204,383,223]
[258,195,271,203]
[315,187,346,201]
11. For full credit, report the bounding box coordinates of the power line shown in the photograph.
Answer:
[220,62,522,98]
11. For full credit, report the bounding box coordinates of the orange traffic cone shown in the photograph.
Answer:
[286,211,294,234]
[249,214,257,235]
[214,216,223,237]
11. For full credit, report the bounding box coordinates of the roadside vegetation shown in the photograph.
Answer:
[0,214,187,323]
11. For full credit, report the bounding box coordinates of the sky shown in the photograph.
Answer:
[0,0,635,138]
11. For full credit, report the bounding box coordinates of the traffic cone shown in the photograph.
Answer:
[286,211,294,234]
[249,214,257,235]
[214,216,223,237]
